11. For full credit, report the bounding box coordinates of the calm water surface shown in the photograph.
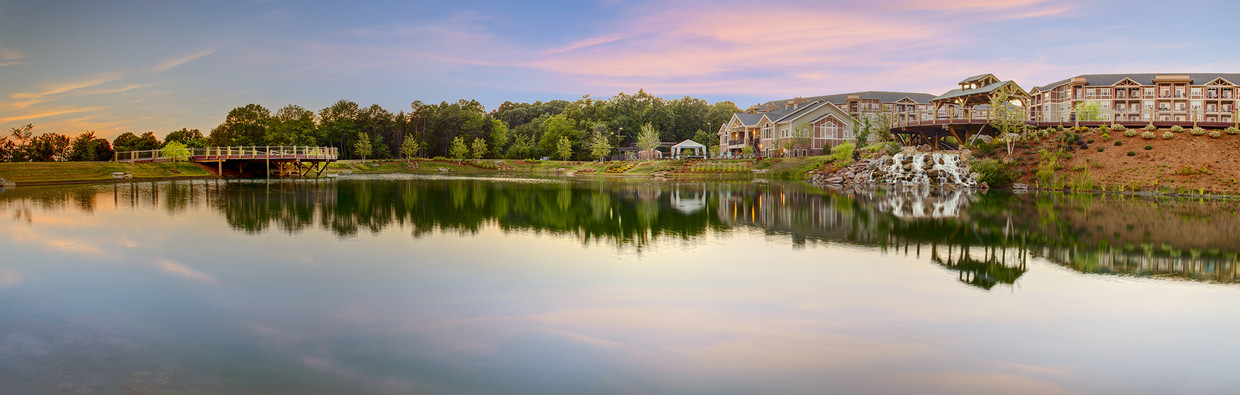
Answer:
[2,176,1239,394]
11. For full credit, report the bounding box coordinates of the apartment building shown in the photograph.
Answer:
[1030,73,1240,124]
[722,92,936,157]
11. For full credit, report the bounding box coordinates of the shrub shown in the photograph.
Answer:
[1226,127,1240,135]
[971,158,1015,187]
[1114,140,1122,146]
[432,156,449,161]
[976,141,996,156]
[1144,145,1153,150]
[1162,131,1173,140]
[1190,127,1206,136]
[1097,147,1104,152]
[1124,129,1138,137]
[1086,139,1095,144]
[1101,133,1110,140]
[1040,130,1050,138]
[1100,125,1110,134]
[1171,125,1184,133]
[1144,123,1157,132]
[1209,130,1222,138]
[1127,151,1136,156]
[1141,131,1155,139]
[1113,124,1127,132]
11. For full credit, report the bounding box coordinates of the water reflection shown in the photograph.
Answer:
[2,177,1237,287]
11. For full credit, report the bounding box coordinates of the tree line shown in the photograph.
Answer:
[0,90,740,162]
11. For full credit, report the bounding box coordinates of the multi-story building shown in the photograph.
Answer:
[1030,73,1240,125]
[721,92,936,157]
[717,99,857,158]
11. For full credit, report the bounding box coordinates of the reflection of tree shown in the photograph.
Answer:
[4,177,1240,287]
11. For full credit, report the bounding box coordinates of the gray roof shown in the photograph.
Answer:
[770,100,831,123]
[734,113,765,126]
[959,73,996,84]
[760,91,936,110]
[1035,73,1240,91]
[933,81,1018,101]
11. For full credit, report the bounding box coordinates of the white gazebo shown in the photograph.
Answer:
[670,140,706,159]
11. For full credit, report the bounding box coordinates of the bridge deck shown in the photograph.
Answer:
[117,146,339,164]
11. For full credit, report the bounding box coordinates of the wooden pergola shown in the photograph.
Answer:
[895,74,1029,149]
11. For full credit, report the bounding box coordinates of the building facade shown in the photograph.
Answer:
[1030,73,1240,124]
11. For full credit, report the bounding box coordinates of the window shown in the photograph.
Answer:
[1144,88,1155,98]
[780,127,789,138]
[762,124,771,139]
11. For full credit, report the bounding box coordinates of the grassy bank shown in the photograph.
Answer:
[332,153,852,180]
[0,162,212,185]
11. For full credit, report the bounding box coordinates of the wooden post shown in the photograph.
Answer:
[265,145,270,178]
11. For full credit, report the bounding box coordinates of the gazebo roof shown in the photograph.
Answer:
[671,140,705,150]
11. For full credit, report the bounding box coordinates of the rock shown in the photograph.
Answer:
[824,177,843,184]
[959,149,972,160]
[1012,183,1028,191]
[976,135,994,144]
[917,144,933,152]
[978,181,989,191]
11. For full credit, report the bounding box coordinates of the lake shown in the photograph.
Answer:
[2,175,1239,394]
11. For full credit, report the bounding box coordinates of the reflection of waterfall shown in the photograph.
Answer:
[7,177,1240,288]
[870,152,976,187]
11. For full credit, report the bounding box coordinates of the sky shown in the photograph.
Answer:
[3,0,1240,140]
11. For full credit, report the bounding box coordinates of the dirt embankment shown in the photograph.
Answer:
[997,127,1240,195]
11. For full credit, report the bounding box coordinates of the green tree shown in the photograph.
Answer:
[267,105,317,146]
[785,121,813,155]
[449,136,469,162]
[161,141,191,162]
[636,123,660,159]
[353,132,373,160]
[26,132,71,161]
[471,137,488,159]
[854,117,872,147]
[68,132,114,161]
[112,131,160,153]
[556,136,573,161]
[208,104,271,146]
[1076,101,1101,122]
[3,124,34,161]
[987,84,1028,154]
[489,119,509,157]
[741,144,754,158]
[319,100,361,157]
[400,137,420,160]
[538,114,580,159]
[691,129,716,156]
[589,125,612,162]
[163,128,207,148]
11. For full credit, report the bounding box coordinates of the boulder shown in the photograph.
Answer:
[917,144,933,152]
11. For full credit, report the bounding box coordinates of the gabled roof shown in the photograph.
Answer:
[671,139,705,149]
[733,113,765,126]
[959,73,997,84]
[759,91,936,110]
[1035,73,1240,91]
[770,100,829,123]
[1205,77,1237,86]
[934,80,1023,102]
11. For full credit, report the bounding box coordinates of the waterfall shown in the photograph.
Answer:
[868,152,976,187]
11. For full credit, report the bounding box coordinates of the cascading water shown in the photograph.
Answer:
[868,151,977,187]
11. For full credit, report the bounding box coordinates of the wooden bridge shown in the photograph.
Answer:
[116,146,339,177]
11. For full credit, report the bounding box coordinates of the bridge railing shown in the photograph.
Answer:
[116,146,339,163]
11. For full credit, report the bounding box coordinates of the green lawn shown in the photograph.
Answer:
[0,162,211,184]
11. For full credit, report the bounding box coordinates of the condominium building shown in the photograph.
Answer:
[721,92,935,157]
[1029,73,1240,124]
